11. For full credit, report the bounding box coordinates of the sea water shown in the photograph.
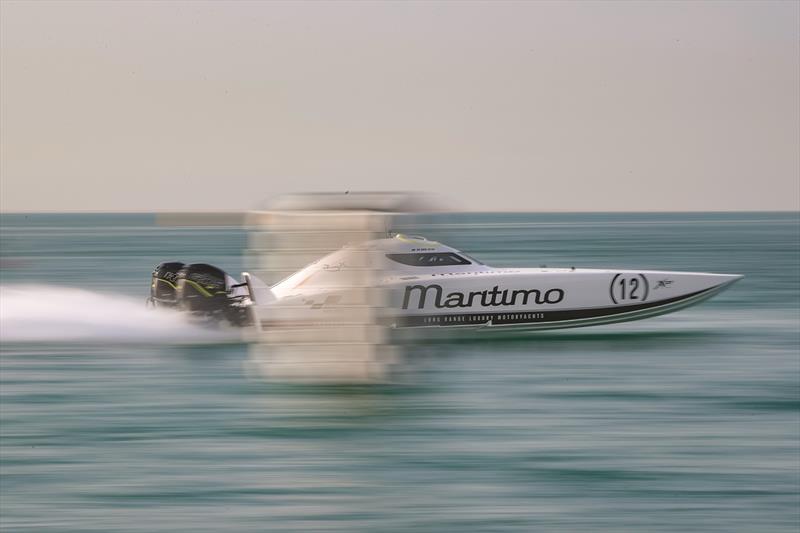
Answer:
[1,212,798,532]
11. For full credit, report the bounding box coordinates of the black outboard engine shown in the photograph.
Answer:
[175,263,230,312]
[148,261,185,308]
[177,263,252,326]
[147,262,252,326]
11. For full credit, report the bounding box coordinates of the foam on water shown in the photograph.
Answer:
[0,284,239,344]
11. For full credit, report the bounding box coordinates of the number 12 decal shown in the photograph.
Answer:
[610,274,649,304]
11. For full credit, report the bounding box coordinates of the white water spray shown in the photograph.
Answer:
[0,285,240,344]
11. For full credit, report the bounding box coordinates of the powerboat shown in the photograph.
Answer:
[147,235,742,331]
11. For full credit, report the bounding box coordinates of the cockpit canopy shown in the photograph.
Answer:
[270,234,486,294]
[385,252,471,267]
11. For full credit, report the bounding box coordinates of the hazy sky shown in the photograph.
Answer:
[1,0,798,212]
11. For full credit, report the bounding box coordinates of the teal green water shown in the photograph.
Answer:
[1,212,798,532]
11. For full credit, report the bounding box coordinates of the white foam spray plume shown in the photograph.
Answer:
[0,285,240,344]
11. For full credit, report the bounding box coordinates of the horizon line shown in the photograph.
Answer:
[1,208,799,215]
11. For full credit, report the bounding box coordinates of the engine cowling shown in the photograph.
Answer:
[175,263,230,313]
[149,261,185,307]
[148,262,252,326]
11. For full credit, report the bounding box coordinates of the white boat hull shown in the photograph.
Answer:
[248,235,742,332]
[385,272,740,331]
[388,273,738,330]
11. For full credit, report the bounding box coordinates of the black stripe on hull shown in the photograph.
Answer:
[392,286,722,329]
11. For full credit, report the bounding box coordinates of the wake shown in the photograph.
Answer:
[0,285,240,344]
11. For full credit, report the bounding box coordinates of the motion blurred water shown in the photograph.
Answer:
[1,212,798,532]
